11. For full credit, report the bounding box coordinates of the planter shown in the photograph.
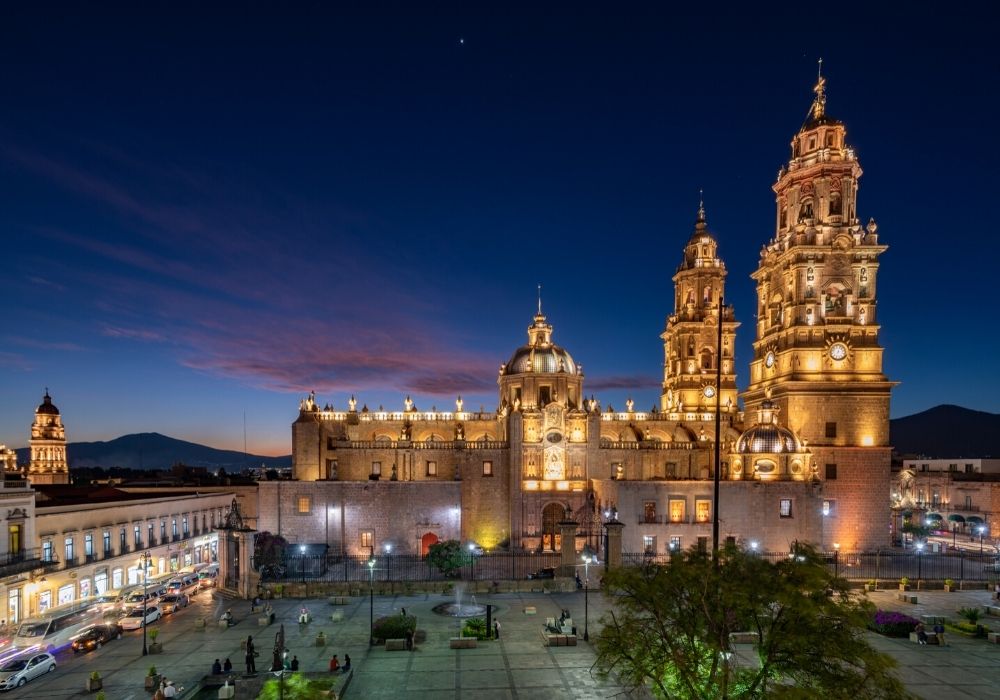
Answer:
[149,642,163,654]
[315,634,326,647]
[145,674,161,690]
[86,678,103,692]
[864,584,876,592]
[944,585,957,592]
[898,584,910,591]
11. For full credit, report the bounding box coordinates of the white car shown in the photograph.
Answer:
[0,652,56,690]
[119,605,161,631]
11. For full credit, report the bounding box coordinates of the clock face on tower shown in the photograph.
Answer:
[703,386,716,399]
[764,351,775,368]
[829,342,848,361]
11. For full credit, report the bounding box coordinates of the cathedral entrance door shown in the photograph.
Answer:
[420,532,439,557]
[541,503,564,552]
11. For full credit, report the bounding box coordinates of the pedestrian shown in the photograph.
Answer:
[401,607,406,617]
[341,654,351,673]
[245,635,257,674]
[915,622,928,645]
[290,655,300,671]
[329,654,340,672]
[223,658,232,673]
[163,680,178,698]
[995,582,1000,601]
[212,659,222,674]
[493,619,501,640]
[153,687,166,700]
[405,628,414,651]
[934,622,946,646]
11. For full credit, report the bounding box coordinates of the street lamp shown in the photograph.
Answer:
[833,542,840,579]
[138,551,151,656]
[468,542,477,581]
[979,526,987,554]
[300,544,306,584]
[915,541,924,586]
[367,556,376,646]
[581,546,596,642]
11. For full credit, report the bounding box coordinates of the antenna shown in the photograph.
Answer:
[817,56,823,80]
[698,188,705,222]
[537,284,542,315]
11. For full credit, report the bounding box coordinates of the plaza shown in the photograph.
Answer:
[6,581,1000,699]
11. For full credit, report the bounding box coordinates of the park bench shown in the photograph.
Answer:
[908,632,939,645]
[541,631,577,646]
[385,638,407,651]
[329,596,350,605]
[449,637,477,649]
[896,593,918,604]
[258,612,275,627]
[982,605,1000,617]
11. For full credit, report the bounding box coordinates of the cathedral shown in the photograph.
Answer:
[263,75,893,556]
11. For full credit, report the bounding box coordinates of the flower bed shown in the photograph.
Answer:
[372,615,416,643]
[868,610,920,637]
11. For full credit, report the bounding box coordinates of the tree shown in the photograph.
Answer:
[426,539,467,578]
[594,545,911,699]
[253,531,288,578]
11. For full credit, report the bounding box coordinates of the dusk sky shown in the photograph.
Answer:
[2,5,997,456]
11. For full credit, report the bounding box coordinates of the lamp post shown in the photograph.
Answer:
[952,524,957,547]
[915,541,924,586]
[468,542,476,581]
[833,542,840,579]
[581,546,596,642]
[367,556,376,646]
[384,543,392,583]
[979,526,987,554]
[138,551,151,656]
[300,544,306,584]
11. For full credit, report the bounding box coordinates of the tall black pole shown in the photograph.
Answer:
[583,564,590,642]
[712,295,724,561]
[141,552,149,656]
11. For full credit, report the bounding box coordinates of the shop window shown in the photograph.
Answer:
[58,584,74,605]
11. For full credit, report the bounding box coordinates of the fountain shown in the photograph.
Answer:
[431,582,487,618]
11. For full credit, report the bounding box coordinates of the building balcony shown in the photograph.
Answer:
[85,553,97,563]
[0,549,46,577]
[103,549,114,560]
[639,516,664,524]
[63,556,78,568]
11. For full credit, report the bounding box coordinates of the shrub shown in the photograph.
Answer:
[899,577,909,586]
[90,671,101,681]
[866,579,876,588]
[149,628,159,641]
[96,693,106,700]
[147,666,157,677]
[958,607,981,624]
[462,617,490,640]
[372,614,416,642]
[868,609,919,637]
[944,578,955,588]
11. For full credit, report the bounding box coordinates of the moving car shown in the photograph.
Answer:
[71,624,121,653]
[158,594,189,615]
[0,653,56,690]
[119,605,161,631]
[526,567,557,580]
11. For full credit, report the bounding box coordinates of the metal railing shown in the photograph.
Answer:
[0,548,46,576]
[254,551,563,583]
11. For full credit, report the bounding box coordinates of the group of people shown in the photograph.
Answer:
[914,622,946,646]
[211,658,234,674]
[328,654,351,673]
[152,678,179,699]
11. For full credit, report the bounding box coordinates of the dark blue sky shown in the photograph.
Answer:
[1,4,996,454]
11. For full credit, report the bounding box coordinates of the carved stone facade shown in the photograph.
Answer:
[285,76,892,555]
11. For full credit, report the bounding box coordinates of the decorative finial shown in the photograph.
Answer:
[697,188,705,223]
[812,57,826,119]
[537,284,542,316]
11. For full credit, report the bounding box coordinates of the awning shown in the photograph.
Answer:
[925,513,943,521]
[947,514,966,523]
[966,515,985,524]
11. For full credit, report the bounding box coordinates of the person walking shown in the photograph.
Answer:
[290,655,300,671]
[493,619,501,640]
[245,635,257,674]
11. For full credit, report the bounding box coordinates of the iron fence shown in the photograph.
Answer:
[254,551,563,583]
[622,549,1000,582]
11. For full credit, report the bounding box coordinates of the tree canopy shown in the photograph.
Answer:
[426,539,467,578]
[594,545,911,699]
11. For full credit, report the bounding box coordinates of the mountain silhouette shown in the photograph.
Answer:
[890,404,998,458]
[15,432,290,470]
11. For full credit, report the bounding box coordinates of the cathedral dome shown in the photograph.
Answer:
[505,344,577,375]
[735,400,802,454]
[36,391,59,415]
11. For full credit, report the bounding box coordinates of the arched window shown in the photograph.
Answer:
[700,348,713,370]
[799,199,814,221]
[829,192,842,216]
[780,207,787,228]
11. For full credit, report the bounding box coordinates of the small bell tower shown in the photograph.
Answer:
[28,390,70,485]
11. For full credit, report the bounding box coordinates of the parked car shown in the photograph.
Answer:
[119,605,161,631]
[527,567,557,580]
[158,593,189,615]
[0,653,56,690]
[71,624,122,653]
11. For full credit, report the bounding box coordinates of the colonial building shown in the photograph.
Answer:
[265,75,895,557]
[894,459,998,542]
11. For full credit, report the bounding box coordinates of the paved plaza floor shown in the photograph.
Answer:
[8,584,1000,699]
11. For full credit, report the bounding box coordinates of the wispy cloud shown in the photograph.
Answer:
[0,352,32,371]
[4,336,89,352]
[101,326,166,342]
[586,374,660,391]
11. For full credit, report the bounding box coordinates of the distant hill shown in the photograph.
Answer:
[15,432,291,470]
[890,404,999,458]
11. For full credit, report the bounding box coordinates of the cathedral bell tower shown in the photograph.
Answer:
[741,71,895,549]
[660,203,739,417]
[28,390,70,485]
